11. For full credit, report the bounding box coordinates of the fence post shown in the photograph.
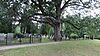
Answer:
[5,35,7,45]
[29,36,31,43]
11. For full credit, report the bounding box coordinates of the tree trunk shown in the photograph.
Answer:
[26,25,31,33]
[53,23,62,41]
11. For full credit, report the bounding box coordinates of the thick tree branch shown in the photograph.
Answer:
[78,0,91,8]
[80,0,84,5]
[61,19,80,30]
[31,17,53,26]
[33,13,43,15]
[31,0,45,14]
[37,0,45,14]
[33,13,56,19]
[61,0,72,12]
[31,19,48,23]
[69,3,91,8]
[55,0,62,19]
[33,13,56,24]
[31,0,57,25]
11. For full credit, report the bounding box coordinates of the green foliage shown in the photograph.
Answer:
[0,16,13,33]
[31,23,39,34]
[63,15,100,38]
[15,25,21,34]
[70,33,78,37]
[40,24,52,35]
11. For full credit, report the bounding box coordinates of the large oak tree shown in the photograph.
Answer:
[29,0,93,41]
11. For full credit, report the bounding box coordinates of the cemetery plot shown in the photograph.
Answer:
[0,34,6,41]
[0,33,42,46]
[0,34,6,45]
[32,34,42,43]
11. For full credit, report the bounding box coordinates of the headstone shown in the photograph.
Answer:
[7,33,14,41]
[0,33,6,41]
[34,34,38,38]
[24,33,30,37]
[37,34,41,38]
[29,34,32,37]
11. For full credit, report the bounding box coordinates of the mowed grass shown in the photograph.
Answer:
[0,40,100,56]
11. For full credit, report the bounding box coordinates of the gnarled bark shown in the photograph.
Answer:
[53,23,62,41]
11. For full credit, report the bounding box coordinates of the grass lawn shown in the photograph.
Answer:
[0,40,100,56]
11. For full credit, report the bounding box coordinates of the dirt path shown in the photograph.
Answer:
[0,42,60,51]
